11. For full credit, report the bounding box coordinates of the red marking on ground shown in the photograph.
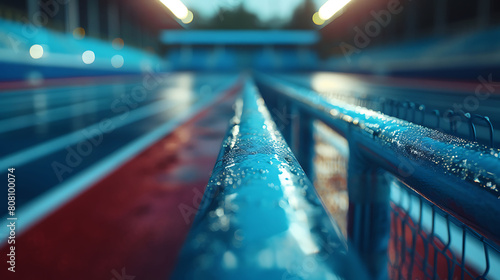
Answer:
[388,203,480,280]
[0,74,147,91]
[0,84,240,280]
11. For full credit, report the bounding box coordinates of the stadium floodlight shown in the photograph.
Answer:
[318,0,352,21]
[159,0,190,20]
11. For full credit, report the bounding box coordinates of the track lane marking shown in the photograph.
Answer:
[0,76,229,169]
[0,76,240,241]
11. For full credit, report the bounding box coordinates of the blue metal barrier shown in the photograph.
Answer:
[171,81,367,279]
[255,74,500,279]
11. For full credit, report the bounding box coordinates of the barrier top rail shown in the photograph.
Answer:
[171,80,367,279]
[255,74,500,247]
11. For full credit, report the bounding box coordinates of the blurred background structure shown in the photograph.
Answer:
[0,0,499,280]
[1,0,499,77]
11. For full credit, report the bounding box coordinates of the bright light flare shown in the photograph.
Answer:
[318,0,352,21]
[159,0,190,20]
[29,44,44,59]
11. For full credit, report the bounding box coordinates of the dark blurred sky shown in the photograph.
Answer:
[183,0,326,21]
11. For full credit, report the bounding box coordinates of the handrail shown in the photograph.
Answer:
[256,74,500,248]
[171,80,367,279]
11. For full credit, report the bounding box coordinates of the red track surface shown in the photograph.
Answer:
[0,74,146,91]
[0,85,239,280]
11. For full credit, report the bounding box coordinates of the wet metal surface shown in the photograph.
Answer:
[256,74,500,246]
[171,81,365,279]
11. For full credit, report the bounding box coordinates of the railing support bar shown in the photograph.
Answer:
[279,98,292,144]
[347,140,391,280]
[296,111,315,179]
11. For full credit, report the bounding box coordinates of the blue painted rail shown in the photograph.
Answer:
[255,74,500,279]
[171,74,500,279]
[171,81,367,279]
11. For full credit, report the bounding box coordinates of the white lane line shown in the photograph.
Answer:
[0,76,226,170]
[0,82,140,101]
[0,84,136,117]
[0,95,181,170]
[0,99,112,134]
[0,76,238,242]
[0,83,169,134]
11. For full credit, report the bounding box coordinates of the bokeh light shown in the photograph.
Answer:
[181,11,194,24]
[312,12,325,25]
[73,27,85,40]
[112,38,124,50]
[82,50,95,64]
[111,55,124,68]
[26,71,44,85]
[29,44,44,59]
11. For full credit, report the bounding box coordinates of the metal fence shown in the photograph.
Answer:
[255,73,500,280]
[171,80,367,279]
[389,178,500,280]
[296,85,497,149]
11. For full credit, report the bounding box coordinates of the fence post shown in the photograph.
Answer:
[347,141,391,280]
[278,98,292,144]
[295,110,314,179]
